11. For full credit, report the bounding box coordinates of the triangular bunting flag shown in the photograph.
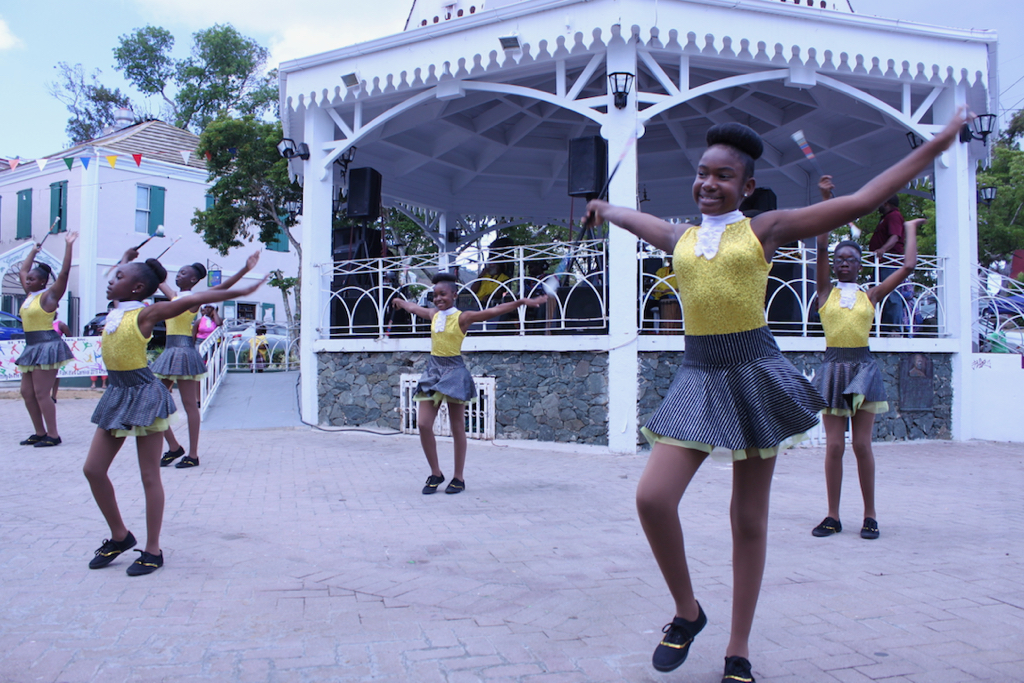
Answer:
[9,157,20,171]
[106,155,117,168]
[36,158,48,171]
[64,158,74,171]
[179,151,191,165]
[80,156,91,170]
[204,151,212,161]
[228,147,238,157]
[133,154,143,167]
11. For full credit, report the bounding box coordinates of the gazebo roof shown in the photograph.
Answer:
[280,0,996,222]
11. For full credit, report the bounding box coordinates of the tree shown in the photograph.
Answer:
[48,63,134,144]
[976,145,1024,267]
[192,116,301,324]
[52,23,277,143]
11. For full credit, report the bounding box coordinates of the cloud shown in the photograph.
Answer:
[0,16,24,50]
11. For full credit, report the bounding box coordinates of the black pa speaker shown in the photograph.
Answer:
[347,167,382,220]
[567,136,608,199]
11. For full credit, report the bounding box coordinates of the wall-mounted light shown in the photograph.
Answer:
[277,138,310,160]
[960,113,997,145]
[608,72,634,109]
[499,35,520,51]
[978,185,997,206]
[341,73,360,89]
[906,131,923,150]
[333,146,357,180]
[283,198,303,218]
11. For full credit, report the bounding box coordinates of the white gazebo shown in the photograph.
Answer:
[280,0,1001,451]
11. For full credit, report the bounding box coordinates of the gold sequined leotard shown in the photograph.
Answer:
[101,309,150,371]
[430,311,466,357]
[672,217,770,336]
[165,296,197,337]
[20,294,56,332]
[819,288,873,348]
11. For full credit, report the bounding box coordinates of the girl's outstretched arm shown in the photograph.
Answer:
[584,200,691,254]
[19,242,39,292]
[212,251,261,291]
[752,108,967,257]
[815,233,833,311]
[868,219,921,305]
[138,276,269,337]
[41,232,79,312]
[391,296,436,322]
[157,282,177,300]
[459,295,547,331]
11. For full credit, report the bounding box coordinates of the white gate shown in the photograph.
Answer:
[400,374,496,440]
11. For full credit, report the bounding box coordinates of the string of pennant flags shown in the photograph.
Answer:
[5,148,238,172]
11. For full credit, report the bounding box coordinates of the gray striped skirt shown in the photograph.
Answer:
[415,355,476,403]
[645,326,826,452]
[812,346,887,411]
[150,335,207,380]
[15,330,74,370]
[92,367,177,434]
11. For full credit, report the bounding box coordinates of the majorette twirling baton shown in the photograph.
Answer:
[584,134,639,229]
[791,130,861,238]
[135,224,165,250]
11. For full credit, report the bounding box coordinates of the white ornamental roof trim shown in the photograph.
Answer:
[280,0,994,114]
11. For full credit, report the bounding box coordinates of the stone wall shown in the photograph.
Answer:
[638,351,953,442]
[318,349,951,446]
[317,351,609,444]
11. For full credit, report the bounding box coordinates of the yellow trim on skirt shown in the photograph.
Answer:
[414,391,475,407]
[16,359,71,372]
[109,415,175,438]
[822,395,889,418]
[641,427,811,463]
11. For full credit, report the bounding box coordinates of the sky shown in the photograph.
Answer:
[0,0,1020,160]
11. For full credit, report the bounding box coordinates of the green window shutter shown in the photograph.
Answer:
[148,185,165,235]
[205,193,215,210]
[268,225,289,252]
[49,181,68,233]
[17,189,32,239]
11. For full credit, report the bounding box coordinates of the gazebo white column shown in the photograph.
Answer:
[933,87,977,440]
[300,105,336,424]
[604,38,639,454]
[78,153,100,324]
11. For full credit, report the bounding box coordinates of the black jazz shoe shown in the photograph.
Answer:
[89,532,137,569]
[812,517,842,537]
[722,655,755,682]
[652,603,707,672]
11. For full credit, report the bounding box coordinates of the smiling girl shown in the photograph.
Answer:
[392,272,547,495]
[584,111,965,683]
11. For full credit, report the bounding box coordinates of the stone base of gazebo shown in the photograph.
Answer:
[317,350,952,444]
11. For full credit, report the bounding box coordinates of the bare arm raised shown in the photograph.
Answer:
[751,109,966,259]
[582,200,691,254]
[391,297,438,322]
[137,276,269,338]
[458,295,548,332]
[868,219,921,306]
[40,232,78,313]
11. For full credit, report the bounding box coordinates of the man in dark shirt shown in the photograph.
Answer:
[869,196,906,333]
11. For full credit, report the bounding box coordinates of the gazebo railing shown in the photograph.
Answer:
[317,240,947,340]
[322,240,608,338]
[972,266,1024,354]
[639,245,947,339]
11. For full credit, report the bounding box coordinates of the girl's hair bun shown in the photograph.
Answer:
[432,271,459,285]
[144,258,168,284]
[191,262,208,279]
[706,122,763,161]
[33,263,53,279]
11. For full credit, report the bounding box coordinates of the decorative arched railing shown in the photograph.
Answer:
[318,239,947,340]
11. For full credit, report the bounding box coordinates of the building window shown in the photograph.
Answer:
[135,184,166,235]
[205,193,215,210]
[50,181,68,233]
[268,225,290,252]
[17,189,32,239]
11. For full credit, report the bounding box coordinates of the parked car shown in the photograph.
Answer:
[0,311,23,340]
[224,322,292,367]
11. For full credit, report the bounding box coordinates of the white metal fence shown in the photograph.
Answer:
[399,374,496,440]
[972,267,1024,354]
[198,326,228,420]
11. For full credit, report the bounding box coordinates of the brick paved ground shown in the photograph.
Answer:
[0,380,1022,682]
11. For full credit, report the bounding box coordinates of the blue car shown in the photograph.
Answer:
[0,311,23,340]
